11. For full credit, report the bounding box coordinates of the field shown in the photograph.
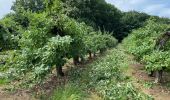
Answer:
[1,45,170,100]
[0,0,170,100]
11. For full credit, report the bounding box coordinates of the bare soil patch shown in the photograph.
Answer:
[129,61,170,100]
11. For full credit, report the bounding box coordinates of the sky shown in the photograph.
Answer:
[0,0,170,19]
[0,0,14,19]
[106,0,170,18]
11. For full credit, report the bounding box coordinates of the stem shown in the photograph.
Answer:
[155,70,163,83]
[89,52,92,59]
[93,53,96,57]
[80,56,85,63]
[73,56,79,65]
[0,47,2,52]
[56,66,64,77]
[148,71,154,77]
[100,49,105,54]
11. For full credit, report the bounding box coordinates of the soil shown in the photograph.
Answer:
[0,65,70,100]
[128,59,170,100]
[0,87,36,100]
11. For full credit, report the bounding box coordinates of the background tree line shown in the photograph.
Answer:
[8,0,161,42]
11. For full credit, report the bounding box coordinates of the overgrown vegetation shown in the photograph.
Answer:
[49,49,152,100]
[0,0,170,99]
[123,18,170,83]
[0,0,118,87]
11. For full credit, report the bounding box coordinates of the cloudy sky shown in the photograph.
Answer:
[106,0,170,18]
[0,0,170,19]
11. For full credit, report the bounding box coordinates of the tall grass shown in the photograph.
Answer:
[50,83,86,100]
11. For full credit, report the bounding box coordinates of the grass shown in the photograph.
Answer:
[0,78,9,85]
[46,53,104,100]
[50,83,87,100]
[143,81,154,89]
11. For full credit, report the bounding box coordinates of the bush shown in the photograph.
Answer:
[4,12,117,84]
[122,18,170,82]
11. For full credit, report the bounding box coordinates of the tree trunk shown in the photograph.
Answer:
[56,66,64,77]
[93,53,96,57]
[0,48,2,52]
[73,56,79,65]
[148,71,154,77]
[80,56,85,63]
[155,70,163,83]
[100,49,105,54]
[89,52,92,59]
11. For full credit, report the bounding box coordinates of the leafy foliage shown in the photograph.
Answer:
[49,48,152,100]
[120,11,150,39]
[0,16,20,49]
[1,8,117,85]
[1,0,169,98]
[123,18,170,73]
[12,0,46,13]
[88,49,152,100]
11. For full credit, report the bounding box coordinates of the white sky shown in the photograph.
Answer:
[0,0,15,19]
[106,0,170,18]
[0,0,170,19]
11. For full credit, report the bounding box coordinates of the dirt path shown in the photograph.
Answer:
[127,56,170,100]
[0,87,36,100]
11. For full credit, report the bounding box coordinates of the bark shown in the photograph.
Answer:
[56,66,64,77]
[100,49,105,54]
[80,56,85,63]
[155,70,163,83]
[0,48,2,52]
[93,53,96,57]
[89,52,92,59]
[73,56,79,65]
[148,71,154,77]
